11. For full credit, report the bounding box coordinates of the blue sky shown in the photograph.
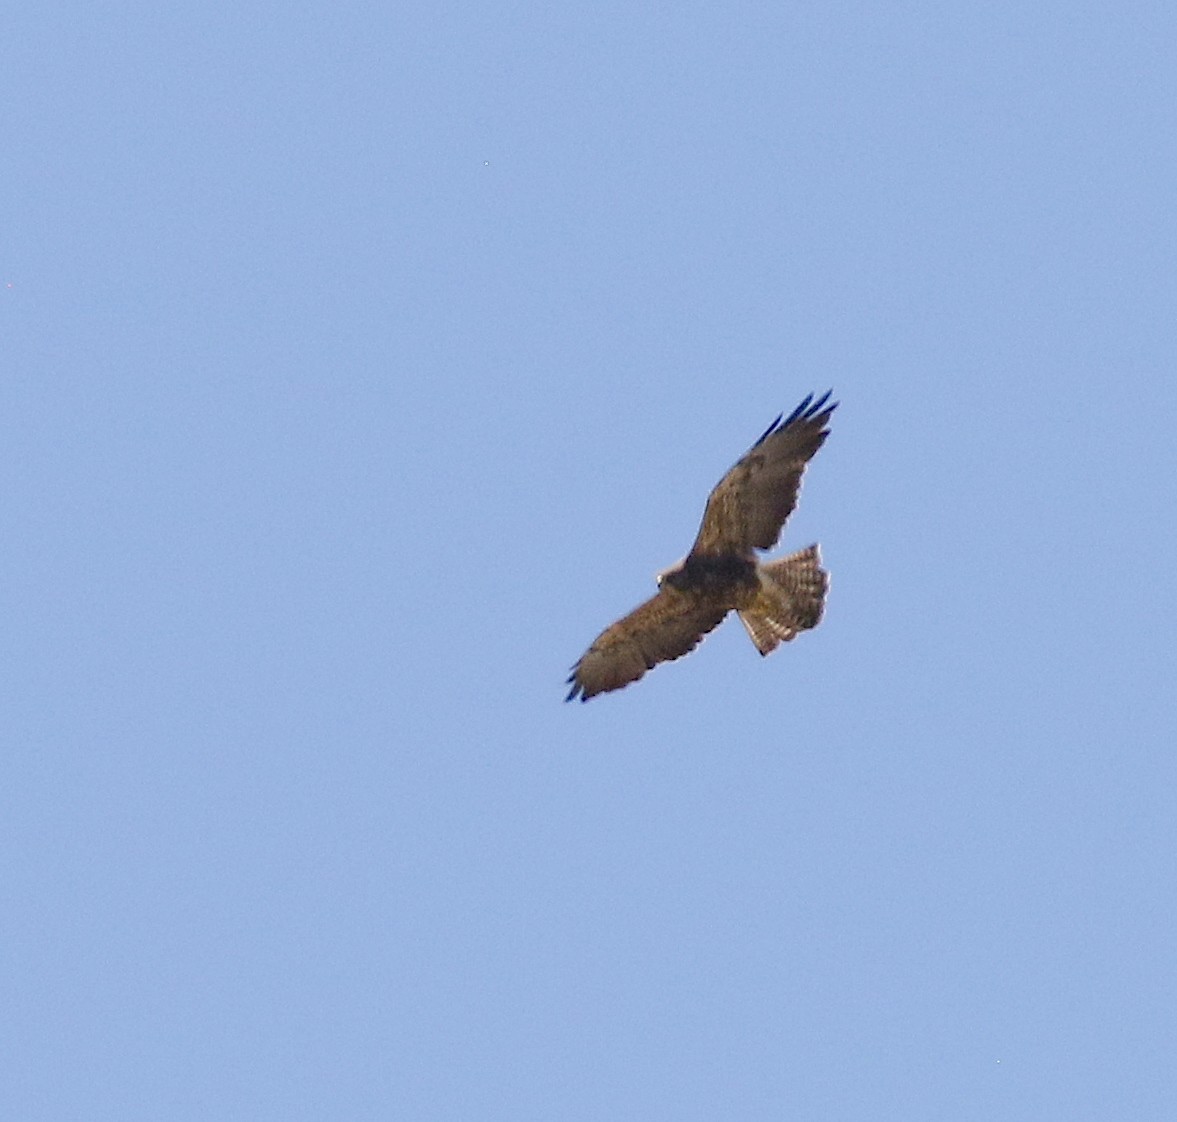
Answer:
[5,2,1176,1118]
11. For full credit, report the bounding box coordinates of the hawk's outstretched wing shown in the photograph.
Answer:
[689,391,837,557]
[566,588,729,702]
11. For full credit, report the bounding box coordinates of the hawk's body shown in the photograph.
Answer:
[566,392,836,702]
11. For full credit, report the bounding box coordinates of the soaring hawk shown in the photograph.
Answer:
[566,391,836,701]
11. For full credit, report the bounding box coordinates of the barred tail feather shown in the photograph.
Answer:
[738,545,829,656]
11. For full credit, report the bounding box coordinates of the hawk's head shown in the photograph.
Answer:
[655,559,688,590]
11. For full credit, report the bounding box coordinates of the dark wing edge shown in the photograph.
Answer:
[689,390,837,557]
[565,589,729,702]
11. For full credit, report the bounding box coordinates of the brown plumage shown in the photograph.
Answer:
[566,392,836,702]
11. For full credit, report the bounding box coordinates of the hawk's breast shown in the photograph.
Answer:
[676,553,758,602]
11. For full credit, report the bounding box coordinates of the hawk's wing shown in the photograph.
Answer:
[566,588,730,702]
[689,391,837,557]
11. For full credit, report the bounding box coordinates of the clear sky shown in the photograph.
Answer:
[5,2,1176,1118]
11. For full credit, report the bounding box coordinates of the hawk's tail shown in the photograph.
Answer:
[738,545,829,656]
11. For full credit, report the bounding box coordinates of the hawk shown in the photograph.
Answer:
[566,391,837,702]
